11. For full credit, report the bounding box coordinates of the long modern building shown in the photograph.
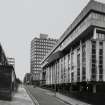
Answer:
[31,34,58,83]
[41,0,105,93]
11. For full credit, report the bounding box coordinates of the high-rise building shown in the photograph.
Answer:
[31,34,58,83]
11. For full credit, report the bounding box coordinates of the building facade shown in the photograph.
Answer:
[41,0,105,93]
[31,34,58,83]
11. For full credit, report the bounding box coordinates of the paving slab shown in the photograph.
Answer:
[56,93,91,105]
[0,86,34,105]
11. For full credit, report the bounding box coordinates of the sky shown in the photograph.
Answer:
[0,0,105,81]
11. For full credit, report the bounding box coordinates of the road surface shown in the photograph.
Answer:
[26,86,70,105]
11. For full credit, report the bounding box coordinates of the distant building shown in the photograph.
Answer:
[7,57,15,68]
[30,34,58,84]
[24,73,32,85]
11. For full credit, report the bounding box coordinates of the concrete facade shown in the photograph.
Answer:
[41,0,105,93]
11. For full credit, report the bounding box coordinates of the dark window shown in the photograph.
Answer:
[92,49,96,54]
[99,49,103,55]
[92,64,96,68]
[92,59,96,63]
[92,68,96,74]
[99,42,103,46]
[82,44,86,81]
[99,75,103,81]
[99,41,103,81]
[91,41,96,81]
[71,72,74,82]
[99,59,103,64]
[99,68,103,74]
[92,55,96,59]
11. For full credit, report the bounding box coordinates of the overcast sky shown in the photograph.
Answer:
[0,0,105,80]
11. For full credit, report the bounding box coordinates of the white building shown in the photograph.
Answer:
[41,0,105,93]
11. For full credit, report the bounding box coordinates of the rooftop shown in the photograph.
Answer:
[41,0,105,64]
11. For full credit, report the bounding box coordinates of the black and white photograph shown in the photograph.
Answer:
[0,0,105,105]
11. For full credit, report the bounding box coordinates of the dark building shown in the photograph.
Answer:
[0,43,16,100]
[0,44,8,65]
[31,34,58,83]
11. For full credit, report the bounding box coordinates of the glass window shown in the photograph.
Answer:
[99,49,103,55]
[82,44,86,81]
[96,30,105,40]
[71,72,74,82]
[99,75,103,81]
[91,41,96,81]
[77,53,80,82]
[99,41,103,81]
[77,54,80,68]
[71,52,74,70]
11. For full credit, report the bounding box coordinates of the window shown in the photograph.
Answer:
[77,53,80,82]
[77,54,80,68]
[61,58,63,81]
[91,41,96,81]
[96,30,105,40]
[82,44,86,81]
[68,53,70,82]
[71,52,74,70]
[71,72,74,82]
[99,42,103,81]
[99,49,103,55]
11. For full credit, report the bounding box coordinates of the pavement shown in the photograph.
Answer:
[56,92,91,105]
[0,85,34,105]
[26,85,91,105]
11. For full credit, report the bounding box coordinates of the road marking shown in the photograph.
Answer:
[24,86,39,105]
[56,97,71,105]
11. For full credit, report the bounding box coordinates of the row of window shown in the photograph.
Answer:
[82,44,86,81]
[99,42,103,81]
[91,41,104,81]
[96,33,105,40]
[46,43,87,84]
[45,40,105,84]
[91,41,97,81]
[31,41,56,46]
[92,12,105,21]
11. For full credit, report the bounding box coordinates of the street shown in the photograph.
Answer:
[26,86,70,105]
